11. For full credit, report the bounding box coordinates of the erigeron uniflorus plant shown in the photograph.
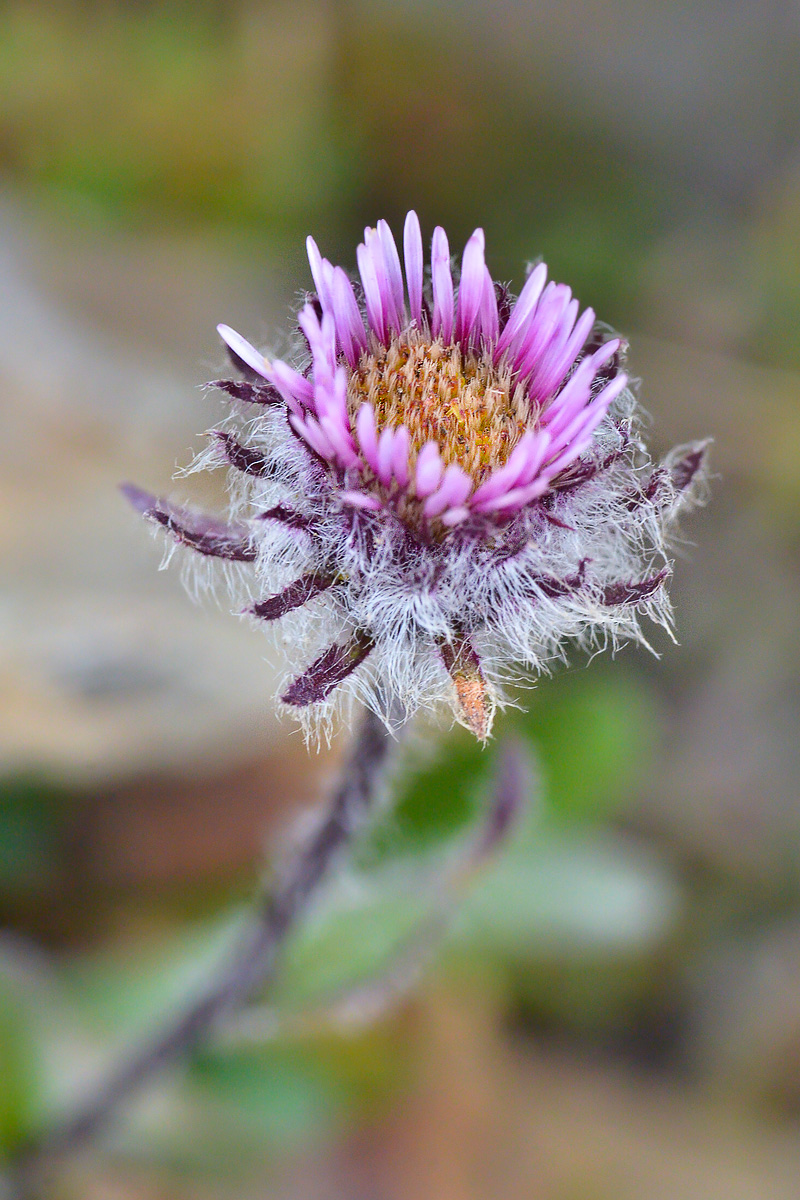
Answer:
[11,214,710,1180]
[125,212,707,740]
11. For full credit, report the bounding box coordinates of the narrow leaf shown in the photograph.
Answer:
[211,431,275,478]
[121,485,256,562]
[602,568,669,606]
[282,633,373,706]
[524,559,587,600]
[250,573,338,621]
[260,504,316,532]
[258,505,314,532]
[209,378,282,406]
[669,440,710,493]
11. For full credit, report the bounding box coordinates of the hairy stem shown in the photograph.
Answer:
[9,709,394,1192]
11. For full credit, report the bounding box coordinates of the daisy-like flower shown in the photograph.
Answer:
[125,213,707,740]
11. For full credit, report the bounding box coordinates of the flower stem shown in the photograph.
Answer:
[8,709,394,1194]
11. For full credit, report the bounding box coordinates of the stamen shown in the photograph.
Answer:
[346,329,530,492]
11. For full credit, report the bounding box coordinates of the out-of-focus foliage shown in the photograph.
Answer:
[0,1,674,328]
[0,2,356,234]
[0,669,673,1160]
[748,172,800,370]
[0,777,68,893]
[0,972,40,1153]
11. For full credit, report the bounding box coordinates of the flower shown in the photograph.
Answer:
[125,213,707,740]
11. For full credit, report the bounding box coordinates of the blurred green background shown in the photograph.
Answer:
[2,1,800,1196]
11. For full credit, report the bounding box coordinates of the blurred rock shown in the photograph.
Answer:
[691,920,800,1113]
[636,332,800,495]
[629,482,800,890]
[409,0,800,201]
[62,988,800,1199]
[0,195,299,786]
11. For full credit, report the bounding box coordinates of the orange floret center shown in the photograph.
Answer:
[346,331,530,484]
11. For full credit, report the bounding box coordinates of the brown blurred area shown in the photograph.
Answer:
[1,1,800,1196]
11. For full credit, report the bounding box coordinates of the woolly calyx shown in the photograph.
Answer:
[127,213,708,741]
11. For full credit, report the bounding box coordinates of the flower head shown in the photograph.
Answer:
[126,213,707,740]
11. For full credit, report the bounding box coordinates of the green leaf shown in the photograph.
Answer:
[271,873,432,1012]
[62,914,246,1039]
[0,775,71,892]
[189,1042,343,1144]
[454,832,680,958]
[359,728,488,865]
[514,667,662,821]
[0,975,41,1153]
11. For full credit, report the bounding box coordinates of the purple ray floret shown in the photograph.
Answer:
[216,214,630,526]
[121,485,256,561]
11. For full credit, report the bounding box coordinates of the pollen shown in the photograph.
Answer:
[346,331,531,484]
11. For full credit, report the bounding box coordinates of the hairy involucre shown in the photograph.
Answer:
[128,213,708,740]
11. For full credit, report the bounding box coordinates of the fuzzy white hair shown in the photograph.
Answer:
[153,375,708,744]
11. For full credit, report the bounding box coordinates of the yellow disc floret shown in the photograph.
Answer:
[346,330,531,485]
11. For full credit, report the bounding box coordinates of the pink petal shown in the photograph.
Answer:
[431,227,454,342]
[545,373,627,470]
[583,336,622,378]
[540,437,594,482]
[332,364,351,421]
[515,429,552,487]
[470,431,544,506]
[423,464,474,517]
[539,305,595,396]
[542,339,620,438]
[267,359,313,417]
[319,413,360,469]
[377,219,405,330]
[543,370,629,485]
[440,506,470,527]
[317,366,350,423]
[314,367,350,437]
[290,413,336,462]
[527,297,579,399]
[494,262,547,360]
[455,228,485,345]
[356,403,380,473]
[404,211,424,325]
[306,236,334,309]
[539,358,596,440]
[216,324,271,380]
[268,359,314,405]
[357,239,387,343]
[478,268,499,345]
[340,490,383,511]
[376,426,395,486]
[593,368,629,411]
[514,283,572,379]
[364,226,400,336]
[415,441,444,497]
[476,475,551,513]
[331,267,367,366]
[391,425,411,487]
[299,305,337,389]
